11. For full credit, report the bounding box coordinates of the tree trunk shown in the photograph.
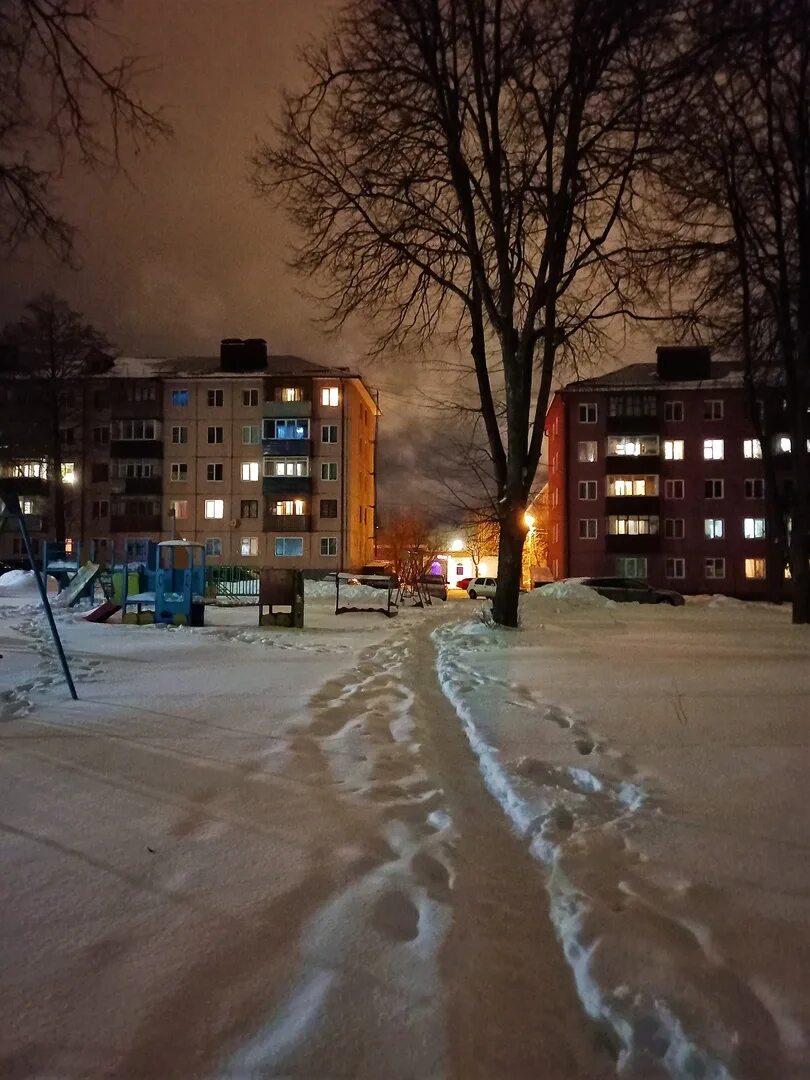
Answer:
[492,506,527,628]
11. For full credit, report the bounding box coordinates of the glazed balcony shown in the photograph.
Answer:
[264,400,312,419]
[264,513,311,533]
[604,454,661,474]
[262,437,312,457]
[263,475,312,497]
[605,495,661,516]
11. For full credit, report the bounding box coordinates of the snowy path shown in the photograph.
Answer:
[0,595,610,1078]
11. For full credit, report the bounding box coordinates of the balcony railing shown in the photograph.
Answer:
[262,437,312,457]
[606,415,660,435]
[122,476,162,496]
[605,495,660,515]
[0,476,50,497]
[263,475,312,497]
[110,514,162,533]
[110,440,163,458]
[264,400,312,419]
[605,454,661,474]
[605,534,660,554]
[263,513,311,533]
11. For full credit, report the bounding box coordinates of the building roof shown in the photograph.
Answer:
[563,359,748,393]
[107,353,360,380]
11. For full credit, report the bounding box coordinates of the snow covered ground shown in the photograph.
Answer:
[3,570,807,1079]
[435,586,810,1078]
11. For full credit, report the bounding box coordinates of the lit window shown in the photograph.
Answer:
[607,516,659,535]
[241,461,259,481]
[242,425,260,444]
[745,558,766,579]
[704,400,723,420]
[204,499,224,519]
[321,386,339,406]
[578,403,597,423]
[664,479,684,499]
[745,478,765,499]
[743,438,762,459]
[275,537,303,557]
[578,519,597,539]
[664,439,684,460]
[703,439,724,460]
[240,536,259,557]
[205,538,222,557]
[171,389,189,407]
[274,499,305,515]
[280,387,302,402]
[608,435,660,457]
[606,475,657,496]
[664,401,684,422]
[775,435,792,453]
[744,518,766,539]
[172,426,188,444]
[170,463,188,482]
[578,481,597,500]
[242,389,259,407]
[61,462,77,485]
[207,388,224,407]
[578,441,597,462]
[665,558,685,579]
[704,518,724,539]
[705,557,725,579]
[321,462,338,481]
[170,500,188,520]
[320,537,338,556]
[704,479,724,499]
[267,418,309,440]
[264,457,309,477]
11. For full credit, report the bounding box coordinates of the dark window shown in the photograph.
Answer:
[91,463,109,482]
[240,499,259,519]
[207,426,224,444]
[320,499,338,518]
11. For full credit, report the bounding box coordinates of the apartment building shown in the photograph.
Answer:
[0,339,378,571]
[545,345,795,598]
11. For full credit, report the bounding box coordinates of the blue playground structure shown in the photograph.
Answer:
[122,540,206,626]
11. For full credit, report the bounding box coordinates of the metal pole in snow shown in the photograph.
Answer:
[7,494,78,700]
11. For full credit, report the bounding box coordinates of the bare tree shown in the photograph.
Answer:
[252,0,680,626]
[1,294,113,540]
[1,0,170,258]
[647,0,810,622]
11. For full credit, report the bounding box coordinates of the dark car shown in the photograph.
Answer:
[419,572,448,601]
[565,576,685,605]
[357,564,399,589]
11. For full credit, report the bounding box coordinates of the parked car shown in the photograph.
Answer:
[468,576,497,599]
[419,572,448,601]
[546,576,685,606]
[357,564,399,589]
[456,576,474,591]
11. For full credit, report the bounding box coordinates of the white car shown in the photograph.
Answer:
[467,576,497,599]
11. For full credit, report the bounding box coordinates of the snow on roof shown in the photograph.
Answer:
[107,354,359,380]
[563,359,749,392]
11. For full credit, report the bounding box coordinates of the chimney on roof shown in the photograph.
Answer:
[656,344,711,381]
[219,338,268,372]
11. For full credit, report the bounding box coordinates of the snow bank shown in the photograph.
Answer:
[525,581,615,607]
[0,569,59,593]
[305,578,395,605]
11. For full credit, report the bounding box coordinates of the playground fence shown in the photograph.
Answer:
[205,564,261,604]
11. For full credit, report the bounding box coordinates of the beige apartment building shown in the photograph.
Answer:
[0,339,378,572]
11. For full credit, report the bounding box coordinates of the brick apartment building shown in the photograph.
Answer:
[0,338,378,571]
[545,346,795,598]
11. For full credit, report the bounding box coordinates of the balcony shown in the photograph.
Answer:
[262,437,312,457]
[605,454,661,474]
[110,514,162,533]
[605,534,660,554]
[605,495,660,516]
[263,475,312,497]
[110,440,163,458]
[123,476,162,496]
[264,513,311,533]
[264,400,312,419]
[606,415,660,435]
[0,475,50,498]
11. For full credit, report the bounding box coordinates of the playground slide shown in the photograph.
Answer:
[84,601,121,623]
[59,563,101,607]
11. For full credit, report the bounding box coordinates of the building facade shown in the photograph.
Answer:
[0,339,378,572]
[545,346,793,598]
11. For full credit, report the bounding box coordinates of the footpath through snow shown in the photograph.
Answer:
[0,587,609,1078]
[434,587,810,1079]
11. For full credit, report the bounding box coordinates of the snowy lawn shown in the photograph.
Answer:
[0,580,460,1078]
[435,588,810,1079]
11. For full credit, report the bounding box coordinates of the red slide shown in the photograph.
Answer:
[84,601,121,623]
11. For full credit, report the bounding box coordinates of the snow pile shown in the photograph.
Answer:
[0,569,59,593]
[305,578,395,605]
[521,581,615,621]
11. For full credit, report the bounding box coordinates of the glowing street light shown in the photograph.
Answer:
[524,511,535,530]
